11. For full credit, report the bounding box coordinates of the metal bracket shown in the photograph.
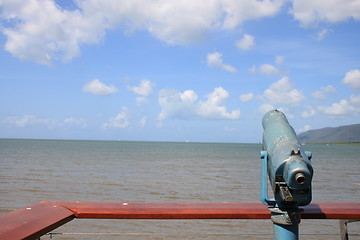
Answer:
[269,207,303,226]
[260,151,276,206]
[305,151,312,161]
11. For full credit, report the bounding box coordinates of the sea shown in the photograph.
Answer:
[0,139,359,239]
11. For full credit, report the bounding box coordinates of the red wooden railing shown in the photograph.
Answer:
[1,201,360,240]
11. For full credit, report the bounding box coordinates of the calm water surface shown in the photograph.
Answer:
[1,139,359,239]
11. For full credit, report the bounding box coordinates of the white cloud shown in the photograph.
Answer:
[236,34,255,50]
[133,97,147,105]
[312,85,336,100]
[318,94,360,117]
[206,52,238,73]
[248,65,257,74]
[275,56,285,65]
[259,63,280,76]
[139,116,147,127]
[0,0,104,65]
[317,28,331,41]
[103,108,130,129]
[317,95,360,117]
[301,107,317,118]
[240,93,254,102]
[319,99,356,116]
[128,79,154,96]
[221,0,283,29]
[263,76,306,105]
[5,115,37,127]
[180,90,199,103]
[350,94,360,104]
[198,87,241,119]
[342,69,360,91]
[158,89,198,120]
[64,117,88,127]
[4,115,90,128]
[250,63,280,76]
[83,79,118,96]
[259,104,275,114]
[4,115,56,127]
[299,124,311,133]
[0,0,284,64]
[158,87,240,120]
[206,87,228,105]
[128,79,155,105]
[290,0,360,28]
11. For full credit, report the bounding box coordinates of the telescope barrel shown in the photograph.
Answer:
[262,110,313,208]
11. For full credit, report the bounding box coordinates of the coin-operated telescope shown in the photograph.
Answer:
[260,110,313,240]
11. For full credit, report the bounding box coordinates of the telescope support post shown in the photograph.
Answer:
[273,223,298,240]
[270,208,302,240]
[261,150,302,240]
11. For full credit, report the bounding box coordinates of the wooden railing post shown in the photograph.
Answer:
[340,219,360,240]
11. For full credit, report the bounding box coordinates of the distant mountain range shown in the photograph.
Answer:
[298,124,360,143]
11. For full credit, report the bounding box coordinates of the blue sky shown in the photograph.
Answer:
[0,0,359,143]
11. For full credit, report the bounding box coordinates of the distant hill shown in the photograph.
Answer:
[298,124,360,143]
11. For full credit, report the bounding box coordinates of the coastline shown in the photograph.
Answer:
[304,142,360,145]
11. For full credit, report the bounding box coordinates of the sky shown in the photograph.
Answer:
[0,0,359,143]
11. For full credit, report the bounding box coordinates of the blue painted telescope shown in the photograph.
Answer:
[262,110,313,209]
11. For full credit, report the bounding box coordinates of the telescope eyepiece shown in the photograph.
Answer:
[295,173,306,185]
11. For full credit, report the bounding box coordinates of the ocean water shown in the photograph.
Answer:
[0,139,359,239]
